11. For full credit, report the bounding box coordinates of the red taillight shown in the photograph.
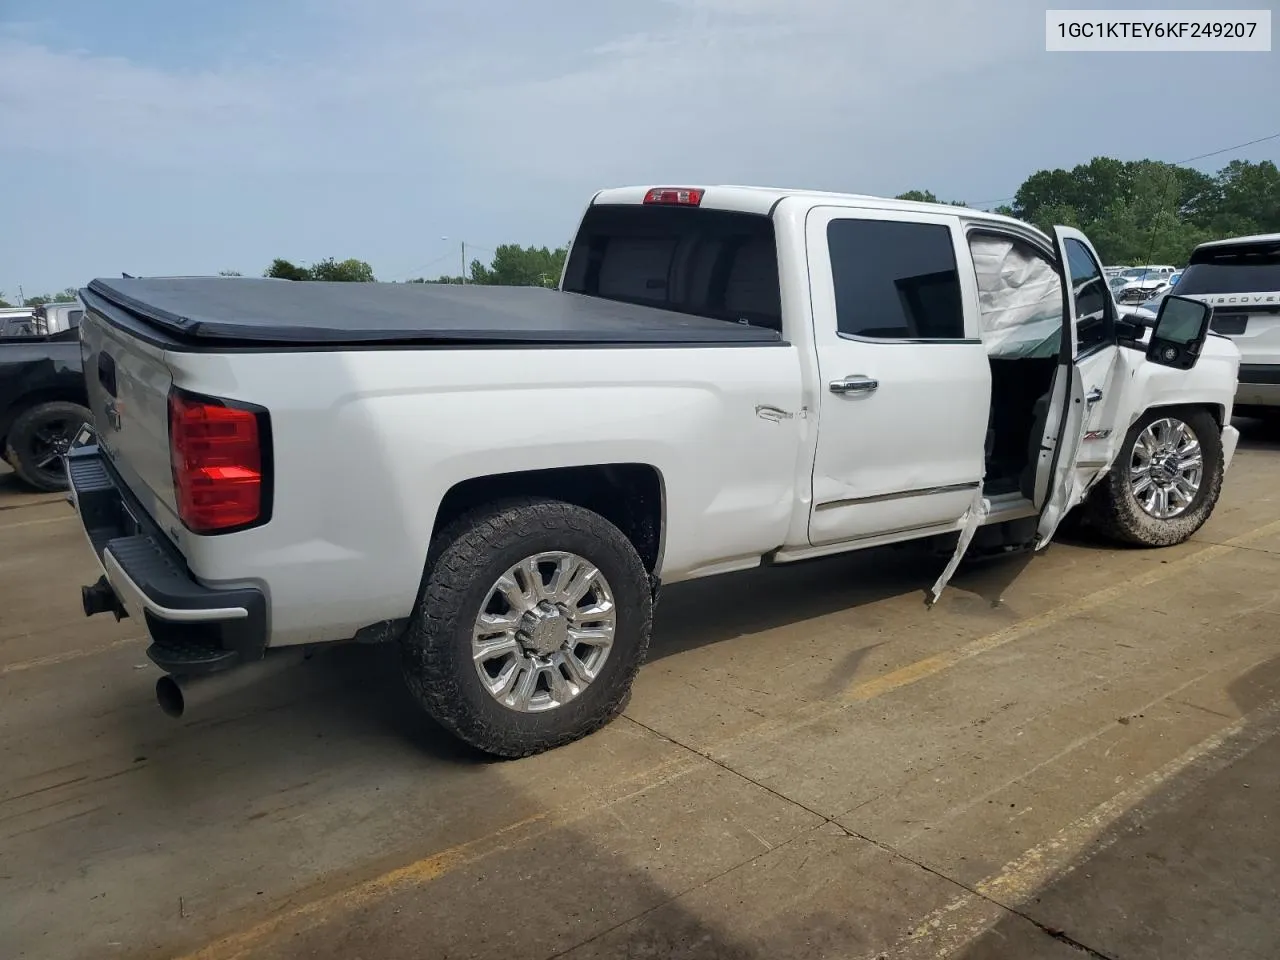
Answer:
[168,389,268,533]
[643,187,703,206]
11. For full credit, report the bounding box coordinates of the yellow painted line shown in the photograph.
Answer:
[1,637,143,675]
[0,514,75,532]
[842,516,1280,703]
[896,693,1280,960]
[177,814,546,960]
[161,516,1280,958]
[173,755,702,960]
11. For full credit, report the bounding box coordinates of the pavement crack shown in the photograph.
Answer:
[1191,539,1280,558]
[1168,697,1236,720]
[620,715,834,825]
[1034,923,1119,959]
[839,824,1120,960]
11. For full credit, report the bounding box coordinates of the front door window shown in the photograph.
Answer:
[1064,238,1114,356]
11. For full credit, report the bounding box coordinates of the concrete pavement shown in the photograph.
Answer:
[2,419,1279,960]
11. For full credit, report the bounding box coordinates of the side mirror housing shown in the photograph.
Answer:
[1115,308,1156,342]
[1146,295,1212,370]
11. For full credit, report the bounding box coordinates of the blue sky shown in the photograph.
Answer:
[1,0,1276,296]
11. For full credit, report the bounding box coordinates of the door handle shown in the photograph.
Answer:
[829,376,879,395]
[1086,386,1103,405]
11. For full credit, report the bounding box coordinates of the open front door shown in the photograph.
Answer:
[1032,226,1121,548]
[1033,367,1087,547]
[928,222,1120,603]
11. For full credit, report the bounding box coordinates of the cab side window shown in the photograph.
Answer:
[828,219,966,340]
[1064,238,1112,354]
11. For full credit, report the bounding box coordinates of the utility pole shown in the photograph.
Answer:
[17,285,24,305]
[460,241,466,284]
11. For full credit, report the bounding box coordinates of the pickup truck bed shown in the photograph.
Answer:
[84,278,783,346]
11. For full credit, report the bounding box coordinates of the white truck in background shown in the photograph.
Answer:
[67,185,1240,757]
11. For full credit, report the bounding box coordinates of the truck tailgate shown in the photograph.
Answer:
[80,307,180,531]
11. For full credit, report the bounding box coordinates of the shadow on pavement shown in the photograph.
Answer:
[0,460,63,511]
[1234,414,1280,452]
[649,541,944,664]
[951,652,1280,960]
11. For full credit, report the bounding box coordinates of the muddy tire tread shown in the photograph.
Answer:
[401,496,652,759]
[1084,406,1223,548]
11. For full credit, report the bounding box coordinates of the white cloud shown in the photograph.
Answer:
[0,0,1035,181]
[427,0,1043,187]
[3,0,1270,292]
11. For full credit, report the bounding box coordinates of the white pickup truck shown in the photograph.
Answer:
[67,185,1240,757]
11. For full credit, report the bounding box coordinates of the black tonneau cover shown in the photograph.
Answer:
[83,277,782,346]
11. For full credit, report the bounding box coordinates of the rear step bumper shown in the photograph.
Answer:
[65,438,268,677]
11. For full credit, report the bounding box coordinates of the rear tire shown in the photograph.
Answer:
[4,401,90,492]
[401,497,653,758]
[1084,407,1223,547]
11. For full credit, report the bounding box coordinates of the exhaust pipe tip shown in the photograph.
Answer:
[156,675,186,718]
[154,649,308,721]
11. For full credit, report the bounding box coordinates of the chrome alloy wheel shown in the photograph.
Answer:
[471,552,617,713]
[1130,417,1203,520]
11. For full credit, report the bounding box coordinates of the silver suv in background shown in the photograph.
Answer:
[0,301,83,338]
[1174,234,1280,419]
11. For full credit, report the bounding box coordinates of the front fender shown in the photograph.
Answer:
[1129,335,1240,430]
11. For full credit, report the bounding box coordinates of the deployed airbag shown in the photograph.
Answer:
[970,236,1064,359]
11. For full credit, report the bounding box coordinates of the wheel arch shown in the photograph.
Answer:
[428,463,667,577]
[1135,400,1226,431]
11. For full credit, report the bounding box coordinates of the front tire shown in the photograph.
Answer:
[4,400,90,492]
[1085,407,1223,547]
[401,497,653,758]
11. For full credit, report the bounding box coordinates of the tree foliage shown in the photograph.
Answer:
[264,257,375,282]
[894,190,968,207]
[19,288,79,306]
[309,258,376,282]
[902,157,1279,265]
[1012,157,1279,264]
[264,258,312,281]
[412,244,568,287]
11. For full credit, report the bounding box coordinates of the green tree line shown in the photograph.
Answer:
[0,287,79,307]
[10,155,1276,300]
[257,244,567,287]
[899,157,1279,266]
[410,244,567,287]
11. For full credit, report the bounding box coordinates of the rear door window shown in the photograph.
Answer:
[827,219,965,340]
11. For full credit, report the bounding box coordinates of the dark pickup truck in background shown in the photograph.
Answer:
[0,302,91,491]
